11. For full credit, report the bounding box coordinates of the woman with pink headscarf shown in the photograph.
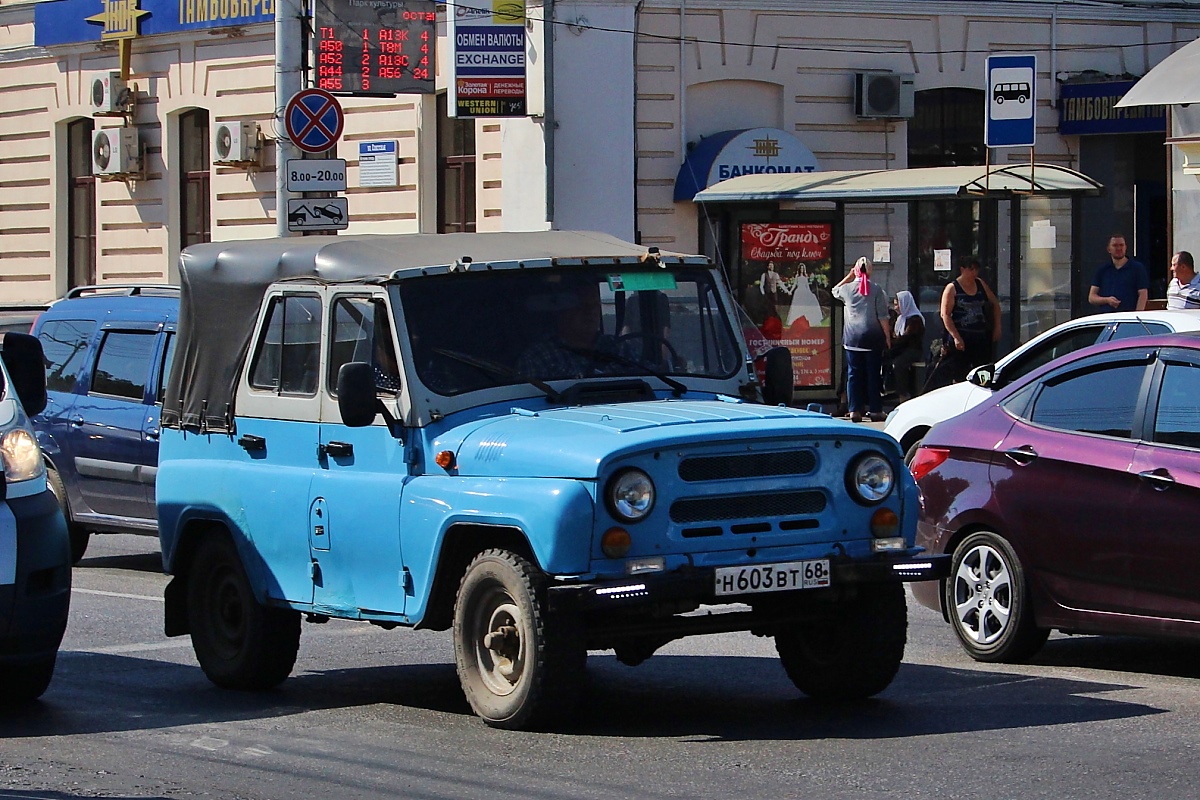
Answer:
[832,257,892,422]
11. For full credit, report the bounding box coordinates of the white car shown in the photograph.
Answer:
[884,308,1200,460]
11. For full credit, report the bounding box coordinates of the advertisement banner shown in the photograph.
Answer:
[739,223,834,388]
[449,0,527,118]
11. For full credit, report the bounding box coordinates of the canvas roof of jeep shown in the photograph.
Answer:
[162,230,704,433]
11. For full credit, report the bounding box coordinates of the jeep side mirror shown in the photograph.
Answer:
[337,362,377,427]
[1,332,47,416]
[761,346,794,407]
[967,363,998,389]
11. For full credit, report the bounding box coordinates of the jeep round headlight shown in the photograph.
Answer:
[606,469,655,522]
[846,452,894,505]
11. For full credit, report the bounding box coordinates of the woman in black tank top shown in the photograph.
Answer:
[924,259,1001,392]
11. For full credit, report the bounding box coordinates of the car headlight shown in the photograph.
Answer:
[606,468,655,522]
[1,413,45,484]
[846,452,893,505]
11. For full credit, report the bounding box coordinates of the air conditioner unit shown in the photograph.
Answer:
[854,72,915,119]
[212,120,260,164]
[92,127,140,176]
[91,71,130,115]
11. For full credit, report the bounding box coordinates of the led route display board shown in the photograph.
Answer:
[314,0,436,96]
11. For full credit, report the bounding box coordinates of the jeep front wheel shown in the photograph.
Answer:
[774,582,907,700]
[187,535,300,690]
[453,549,585,729]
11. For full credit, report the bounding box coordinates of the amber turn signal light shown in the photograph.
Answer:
[601,527,632,558]
[435,450,455,470]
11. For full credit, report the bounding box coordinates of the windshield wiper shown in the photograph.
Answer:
[431,348,561,402]
[565,346,688,397]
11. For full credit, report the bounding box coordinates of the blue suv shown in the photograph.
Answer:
[156,231,948,730]
[32,286,179,562]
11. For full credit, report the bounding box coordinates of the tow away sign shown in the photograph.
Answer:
[286,197,349,232]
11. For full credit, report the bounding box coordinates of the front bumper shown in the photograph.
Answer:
[0,491,71,664]
[550,552,951,614]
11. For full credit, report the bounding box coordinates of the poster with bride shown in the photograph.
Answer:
[740,222,834,387]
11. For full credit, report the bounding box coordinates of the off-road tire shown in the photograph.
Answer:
[46,466,88,564]
[946,530,1049,663]
[187,535,300,690]
[775,582,907,700]
[453,548,586,729]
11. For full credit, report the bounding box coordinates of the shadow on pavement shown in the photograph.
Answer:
[0,646,1165,741]
[74,550,163,574]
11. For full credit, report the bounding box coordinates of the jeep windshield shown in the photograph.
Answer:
[395,266,743,396]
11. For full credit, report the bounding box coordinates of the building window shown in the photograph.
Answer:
[67,118,96,290]
[437,93,476,233]
[180,110,211,249]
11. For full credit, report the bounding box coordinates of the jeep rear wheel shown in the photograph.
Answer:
[46,466,88,564]
[453,549,585,729]
[775,582,907,700]
[187,535,300,690]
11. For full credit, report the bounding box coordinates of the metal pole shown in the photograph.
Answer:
[276,0,305,237]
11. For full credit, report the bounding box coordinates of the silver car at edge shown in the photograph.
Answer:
[883,309,1200,461]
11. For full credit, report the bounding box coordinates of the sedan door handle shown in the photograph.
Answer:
[237,434,266,452]
[145,428,160,441]
[70,416,84,427]
[1003,445,1038,466]
[319,441,354,458]
[1138,468,1176,491]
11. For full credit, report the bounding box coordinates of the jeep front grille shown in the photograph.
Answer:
[669,490,826,524]
[677,450,816,482]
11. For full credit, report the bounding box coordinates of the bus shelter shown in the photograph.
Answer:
[690,163,1103,399]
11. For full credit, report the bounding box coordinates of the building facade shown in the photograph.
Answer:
[2,0,1198,387]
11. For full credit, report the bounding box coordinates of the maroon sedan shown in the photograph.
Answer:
[910,332,1200,663]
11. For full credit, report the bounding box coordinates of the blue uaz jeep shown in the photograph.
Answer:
[156,231,948,729]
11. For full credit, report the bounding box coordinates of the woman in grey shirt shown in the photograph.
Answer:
[832,257,892,422]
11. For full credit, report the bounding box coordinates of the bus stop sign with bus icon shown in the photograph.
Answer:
[986,54,1036,148]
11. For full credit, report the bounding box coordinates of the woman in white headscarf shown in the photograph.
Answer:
[883,289,925,402]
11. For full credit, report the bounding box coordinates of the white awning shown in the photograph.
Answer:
[1116,37,1200,108]
[692,163,1102,204]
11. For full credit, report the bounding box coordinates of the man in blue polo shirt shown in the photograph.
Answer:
[1088,234,1148,313]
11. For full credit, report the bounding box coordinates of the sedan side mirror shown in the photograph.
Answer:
[336,362,377,427]
[966,363,998,390]
[1,332,48,416]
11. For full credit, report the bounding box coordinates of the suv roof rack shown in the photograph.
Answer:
[65,284,181,300]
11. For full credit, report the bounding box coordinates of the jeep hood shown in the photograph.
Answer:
[436,399,881,478]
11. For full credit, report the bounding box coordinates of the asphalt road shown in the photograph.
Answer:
[4,533,1200,800]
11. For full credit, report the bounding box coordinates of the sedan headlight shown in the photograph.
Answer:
[606,468,655,522]
[1,408,45,484]
[846,452,894,505]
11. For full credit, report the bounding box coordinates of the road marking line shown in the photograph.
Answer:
[73,587,164,602]
[66,640,194,655]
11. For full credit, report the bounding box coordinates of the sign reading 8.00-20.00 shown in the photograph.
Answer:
[314,0,436,96]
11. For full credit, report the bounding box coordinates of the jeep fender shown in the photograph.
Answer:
[398,476,595,625]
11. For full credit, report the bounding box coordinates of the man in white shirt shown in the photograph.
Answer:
[1167,251,1200,309]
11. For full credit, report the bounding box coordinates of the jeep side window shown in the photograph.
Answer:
[38,319,96,393]
[91,330,157,401]
[249,294,322,395]
[328,296,397,394]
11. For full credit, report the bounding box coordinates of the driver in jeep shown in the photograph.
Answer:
[517,280,653,380]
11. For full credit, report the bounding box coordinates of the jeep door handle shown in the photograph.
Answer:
[237,434,266,452]
[1138,468,1176,491]
[319,441,354,458]
[1003,445,1038,466]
